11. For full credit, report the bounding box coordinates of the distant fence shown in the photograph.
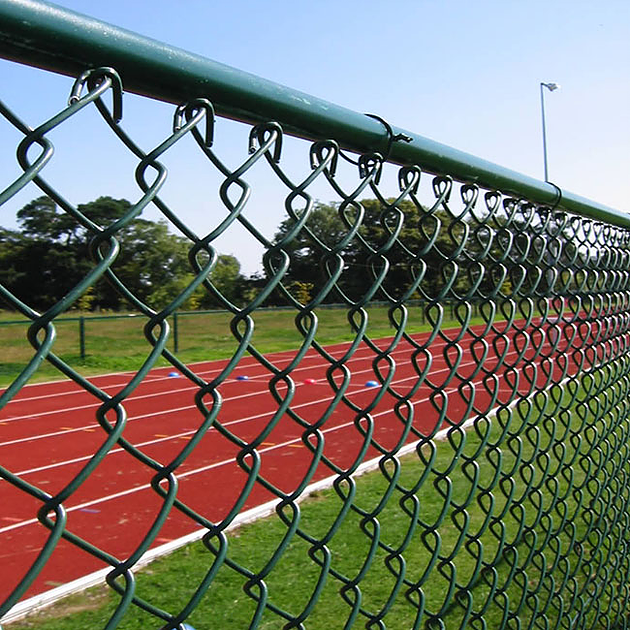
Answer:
[0,310,259,359]
[1,1,630,629]
[0,305,435,360]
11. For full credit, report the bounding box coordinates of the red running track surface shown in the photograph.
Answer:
[0,321,575,603]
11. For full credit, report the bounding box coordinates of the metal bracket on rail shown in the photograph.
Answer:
[336,113,413,169]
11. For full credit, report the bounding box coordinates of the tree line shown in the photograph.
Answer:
[273,198,520,303]
[1,194,562,313]
[0,196,251,312]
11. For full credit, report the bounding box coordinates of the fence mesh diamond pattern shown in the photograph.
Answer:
[1,63,630,630]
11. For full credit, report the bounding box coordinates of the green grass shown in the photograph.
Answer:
[8,379,630,629]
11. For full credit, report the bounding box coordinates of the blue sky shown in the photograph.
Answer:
[1,0,628,273]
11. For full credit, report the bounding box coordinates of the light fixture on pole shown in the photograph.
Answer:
[540,82,560,182]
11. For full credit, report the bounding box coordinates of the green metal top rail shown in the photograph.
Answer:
[0,0,628,229]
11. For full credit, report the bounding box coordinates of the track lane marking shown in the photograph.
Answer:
[0,351,527,447]
[0,323,506,406]
[0,346,412,420]
[5,357,510,468]
[0,341,428,410]
[0,397,452,535]
[0,372,532,528]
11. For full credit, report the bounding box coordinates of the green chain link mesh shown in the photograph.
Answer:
[1,67,630,629]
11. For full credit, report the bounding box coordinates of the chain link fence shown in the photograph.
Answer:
[1,3,630,629]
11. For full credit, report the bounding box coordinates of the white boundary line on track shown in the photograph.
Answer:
[0,322,553,624]
[2,366,503,535]
[0,412,478,625]
[1,336,431,409]
[0,343,409,420]
[2,381,540,625]
[0,351,494,446]
[1,324,524,437]
[0,330,416,393]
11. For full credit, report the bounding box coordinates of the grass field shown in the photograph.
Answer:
[7,380,623,629]
[0,303,465,388]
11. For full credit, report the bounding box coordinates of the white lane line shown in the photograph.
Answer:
[0,417,356,535]
[0,387,451,536]
[0,359,432,448]
[0,342,424,420]
[11,430,197,478]
[0,351,518,448]
[0,404,197,448]
[0,323,495,406]
[0,331,521,426]
[0,368,529,537]
[0,344,324,393]
[7,387,358,478]
[0,339,423,407]
[4,364,525,487]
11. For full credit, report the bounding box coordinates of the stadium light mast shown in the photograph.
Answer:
[540,82,560,182]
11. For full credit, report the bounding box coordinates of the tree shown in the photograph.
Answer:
[0,204,95,309]
[17,196,79,244]
[191,253,247,308]
[272,199,470,303]
[0,195,246,312]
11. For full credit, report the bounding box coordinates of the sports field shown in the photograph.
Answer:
[0,314,571,612]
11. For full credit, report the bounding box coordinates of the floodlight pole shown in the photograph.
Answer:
[540,82,559,182]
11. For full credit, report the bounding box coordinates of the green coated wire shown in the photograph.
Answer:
[1,63,630,630]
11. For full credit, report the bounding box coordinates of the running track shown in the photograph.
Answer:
[0,320,578,606]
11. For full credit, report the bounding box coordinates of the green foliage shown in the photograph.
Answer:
[75,286,96,311]
[5,195,573,316]
[192,253,247,308]
[288,280,314,304]
[0,196,250,312]
[273,198,586,305]
[273,199,471,303]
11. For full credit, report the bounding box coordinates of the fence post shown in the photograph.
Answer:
[173,311,179,353]
[79,316,86,360]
